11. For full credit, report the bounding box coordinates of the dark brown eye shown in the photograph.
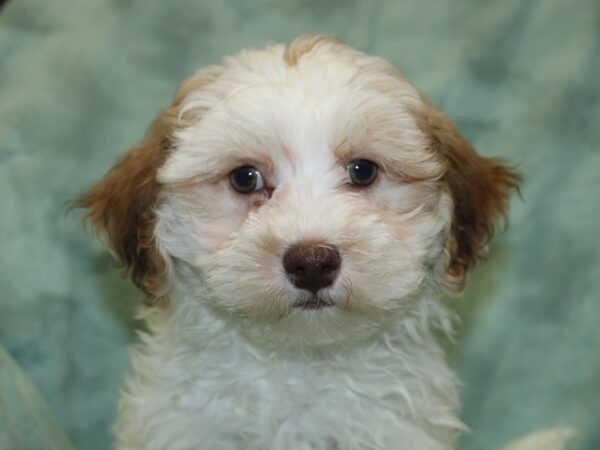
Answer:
[229,166,265,193]
[347,159,378,186]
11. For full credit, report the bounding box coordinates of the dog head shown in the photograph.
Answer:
[81,35,519,344]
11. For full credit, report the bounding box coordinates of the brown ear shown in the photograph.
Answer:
[78,66,225,306]
[415,97,520,293]
[78,108,176,306]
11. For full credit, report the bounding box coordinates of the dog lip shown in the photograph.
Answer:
[294,297,334,310]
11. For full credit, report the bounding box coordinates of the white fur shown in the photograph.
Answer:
[115,294,463,450]
[107,38,526,450]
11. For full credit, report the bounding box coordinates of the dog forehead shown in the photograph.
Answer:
[159,46,423,184]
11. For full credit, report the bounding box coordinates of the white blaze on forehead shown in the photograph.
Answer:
[157,44,432,187]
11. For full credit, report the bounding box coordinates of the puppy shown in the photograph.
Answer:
[81,35,520,450]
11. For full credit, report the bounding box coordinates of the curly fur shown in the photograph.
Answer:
[82,35,521,450]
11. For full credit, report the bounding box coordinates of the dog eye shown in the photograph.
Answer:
[347,159,378,186]
[229,166,265,193]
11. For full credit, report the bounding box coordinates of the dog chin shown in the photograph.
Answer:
[292,293,335,310]
[207,289,404,348]
[263,311,396,348]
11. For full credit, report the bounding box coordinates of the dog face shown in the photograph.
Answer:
[81,36,518,344]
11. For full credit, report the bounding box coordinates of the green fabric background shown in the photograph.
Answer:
[1,0,599,449]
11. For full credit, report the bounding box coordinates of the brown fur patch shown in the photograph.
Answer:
[283,34,342,67]
[78,69,223,306]
[412,97,521,292]
[77,109,175,306]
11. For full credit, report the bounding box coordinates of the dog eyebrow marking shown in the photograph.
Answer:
[333,139,445,184]
[159,145,276,188]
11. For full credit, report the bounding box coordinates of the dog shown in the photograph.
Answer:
[80,35,521,450]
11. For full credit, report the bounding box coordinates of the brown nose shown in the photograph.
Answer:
[283,243,341,293]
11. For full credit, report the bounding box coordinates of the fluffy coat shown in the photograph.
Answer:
[81,35,520,450]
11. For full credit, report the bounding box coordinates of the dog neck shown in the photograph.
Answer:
[125,289,464,449]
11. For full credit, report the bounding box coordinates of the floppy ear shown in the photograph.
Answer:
[78,108,176,306]
[415,97,520,294]
[78,66,225,306]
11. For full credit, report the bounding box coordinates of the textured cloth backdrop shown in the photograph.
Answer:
[0,1,599,449]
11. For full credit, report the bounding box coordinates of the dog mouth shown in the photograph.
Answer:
[293,296,334,310]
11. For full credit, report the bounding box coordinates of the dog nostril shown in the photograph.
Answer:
[283,243,341,293]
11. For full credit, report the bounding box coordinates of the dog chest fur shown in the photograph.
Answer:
[115,296,462,450]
